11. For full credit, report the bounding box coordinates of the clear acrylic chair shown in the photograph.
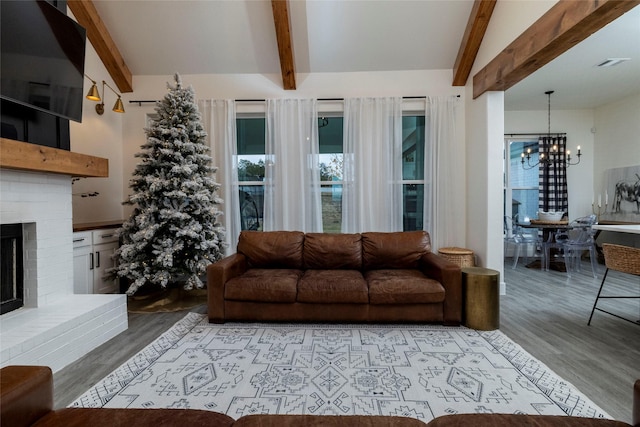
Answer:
[548,214,598,277]
[504,215,542,269]
[588,243,640,325]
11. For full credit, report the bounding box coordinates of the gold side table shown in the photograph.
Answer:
[462,267,500,330]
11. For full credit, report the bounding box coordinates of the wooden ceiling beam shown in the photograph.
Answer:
[68,0,133,93]
[271,0,296,90]
[473,0,639,99]
[452,0,496,87]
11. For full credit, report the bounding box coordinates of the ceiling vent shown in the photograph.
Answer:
[596,58,631,67]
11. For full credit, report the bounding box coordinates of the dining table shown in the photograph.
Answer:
[592,224,640,234]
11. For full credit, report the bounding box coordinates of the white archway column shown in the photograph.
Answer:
[465,91,506,293]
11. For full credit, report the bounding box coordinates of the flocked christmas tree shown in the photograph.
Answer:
[111,74,225,295]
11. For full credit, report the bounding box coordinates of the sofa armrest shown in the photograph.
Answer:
[207,253,247,323]
[634,379,640,427]
[0,365,53,427]
[420,252,462,325]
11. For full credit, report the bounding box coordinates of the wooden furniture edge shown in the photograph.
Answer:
[0,138,109,178]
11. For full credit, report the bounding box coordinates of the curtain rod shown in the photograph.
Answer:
[504,133,567,137]
[236,95,461,102]
[129,95,462,105]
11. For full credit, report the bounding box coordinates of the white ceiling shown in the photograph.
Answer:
[505,5,640,111]
[91,0,640,111]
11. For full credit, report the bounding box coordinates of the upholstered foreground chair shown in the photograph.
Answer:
[588,243,640,326]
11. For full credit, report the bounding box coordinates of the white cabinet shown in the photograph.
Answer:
[73,228,119,294]
[72,232,93,294]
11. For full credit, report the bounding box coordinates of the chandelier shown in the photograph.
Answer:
[520,91,582,170]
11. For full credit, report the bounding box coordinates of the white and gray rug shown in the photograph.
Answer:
[71,313,610,422]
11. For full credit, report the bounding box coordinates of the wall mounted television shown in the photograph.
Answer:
[1,0,87,123]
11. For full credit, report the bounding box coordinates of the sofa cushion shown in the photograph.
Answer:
[362,231,431,270]
[366,269,445,304]
[298,270,368,304]
[224,269,302,303]
[303,233,362,270]
[237,231,304,269]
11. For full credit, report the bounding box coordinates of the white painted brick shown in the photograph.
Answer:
[1,169,128,371]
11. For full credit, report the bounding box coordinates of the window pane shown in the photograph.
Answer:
[237,118,265,231]
[511,189,538,222]
[239,185,263,231]
[318,117,343,154]
[403,184,424,231]
[505,139,539,223]
[321,184,342,233]
[402,116,425,181]
[319,116,344,233]
[237,118,265,155]
[237,118,266,182]
[509,140,538,188]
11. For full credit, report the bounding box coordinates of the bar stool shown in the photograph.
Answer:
[588,243,640,326]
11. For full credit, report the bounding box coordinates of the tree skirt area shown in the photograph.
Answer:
[71,313,610,422]
[127,287,207,313]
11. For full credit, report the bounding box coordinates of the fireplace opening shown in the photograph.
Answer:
[1,223,24,315]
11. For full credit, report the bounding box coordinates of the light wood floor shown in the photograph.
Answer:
[53,259,640,422]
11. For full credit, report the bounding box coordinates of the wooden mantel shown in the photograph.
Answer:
[0,138,108,177]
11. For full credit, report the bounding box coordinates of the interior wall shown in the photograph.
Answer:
[593,93,640,192]
[462,0,556,283]
[505,109,595,219]
[593,93,640,246]
[68,11,125,224]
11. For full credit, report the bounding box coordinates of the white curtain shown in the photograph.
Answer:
[199,99,240,255]
[264,99,322,232]
[342,97,403,233]
[424,96,462,249]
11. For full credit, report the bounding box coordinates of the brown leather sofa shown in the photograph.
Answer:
[2,366,638,427]
[207,230,462,325]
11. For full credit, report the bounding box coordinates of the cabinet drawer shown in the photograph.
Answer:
[92,229,119,245]
[72,231,92,248]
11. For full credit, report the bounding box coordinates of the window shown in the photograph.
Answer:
[318,116,343,233]
[504,138,539,222]
[234,109,428,233]
[237,117,265,230]
[402,115,425,231]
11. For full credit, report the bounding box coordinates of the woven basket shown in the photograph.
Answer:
[602,243,640,276]
[438,247,475,267]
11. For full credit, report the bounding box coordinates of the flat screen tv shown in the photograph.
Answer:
[1,0,86,123]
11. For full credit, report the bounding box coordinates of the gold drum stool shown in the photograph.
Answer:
[462,267,500,330]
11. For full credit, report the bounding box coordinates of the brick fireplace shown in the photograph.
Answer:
[0,148,127,372]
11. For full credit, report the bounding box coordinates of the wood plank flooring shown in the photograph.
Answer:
[53,259,640,422]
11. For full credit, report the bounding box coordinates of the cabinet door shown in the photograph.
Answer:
[73,232,93,294]
[92,230,120,294]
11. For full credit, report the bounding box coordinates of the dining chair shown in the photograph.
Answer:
[504,215,542,269]
[544,214,598,277]
[562,215,599,278]
[588,243,640,325]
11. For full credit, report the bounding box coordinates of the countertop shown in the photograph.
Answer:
[73,220,123,232]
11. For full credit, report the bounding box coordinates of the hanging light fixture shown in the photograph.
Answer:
[520,90,581,170]
[84,75,125,115]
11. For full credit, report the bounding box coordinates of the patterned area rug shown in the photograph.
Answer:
[71,313,610,422]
